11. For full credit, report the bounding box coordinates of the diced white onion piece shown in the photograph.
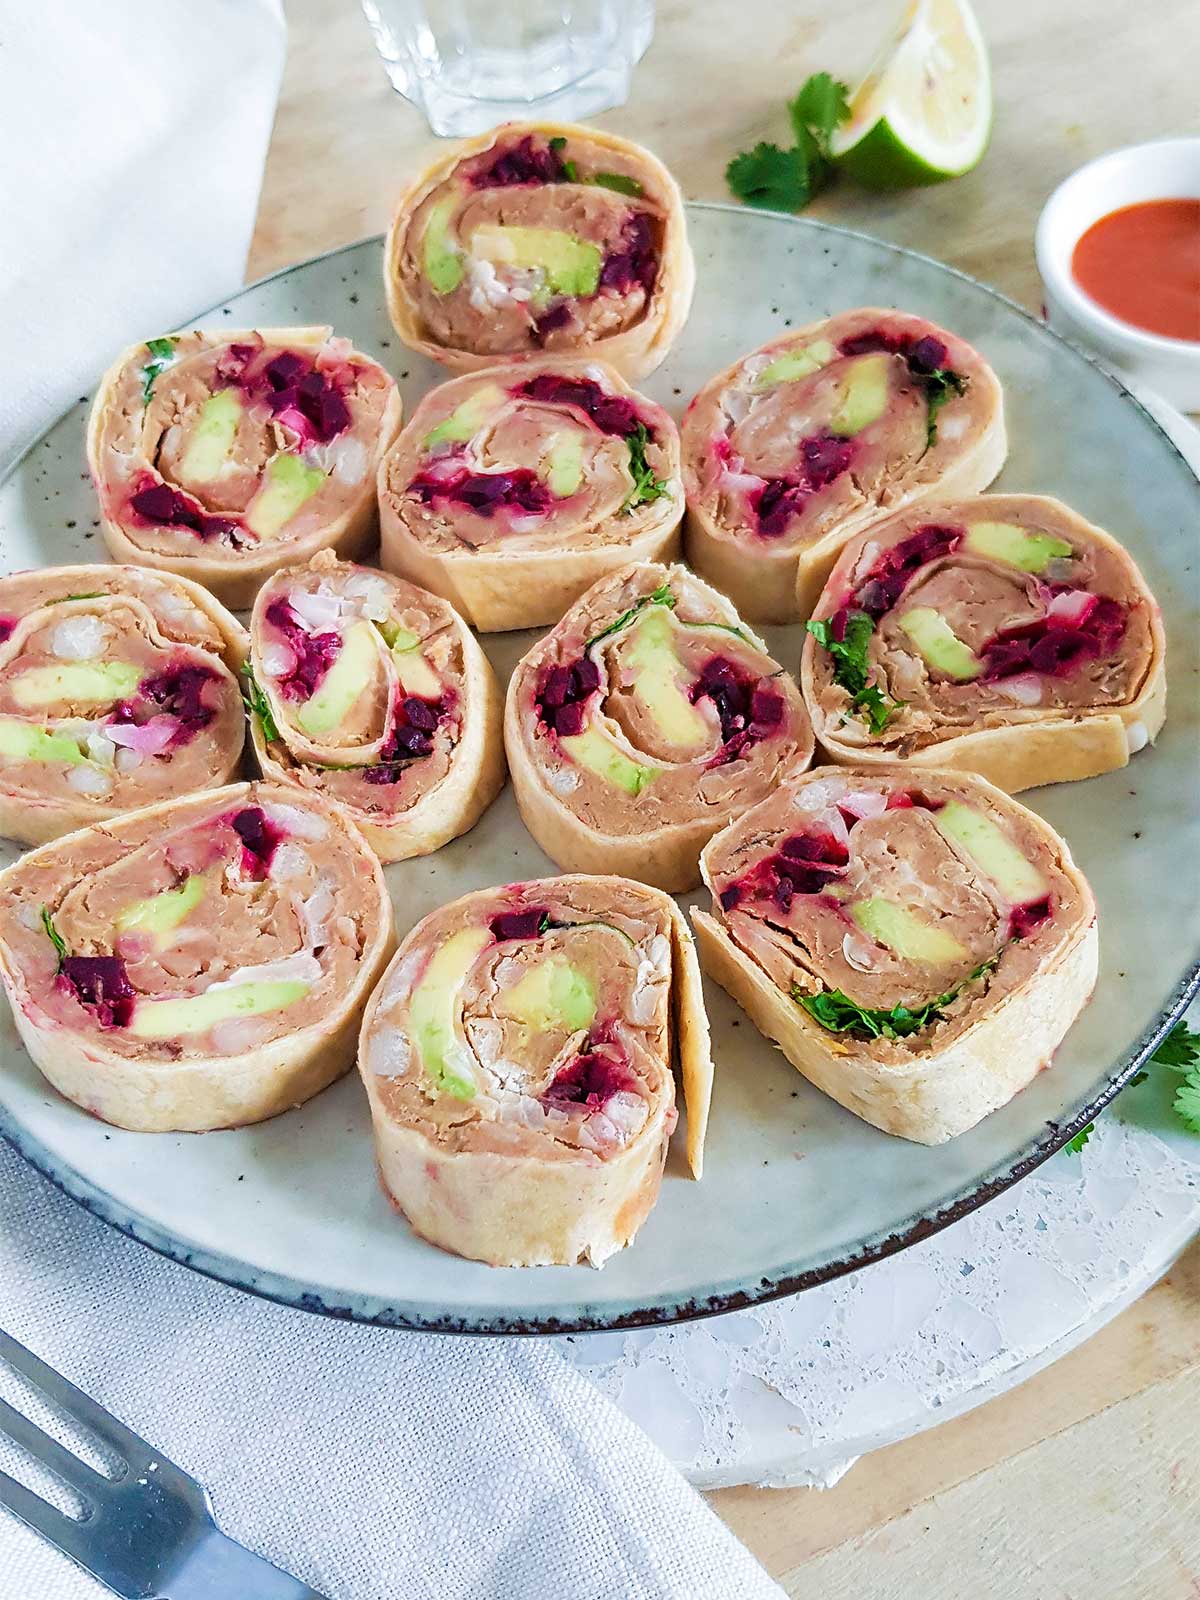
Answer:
[261,640,297,678]
[287,587,344,630]
[994,673,1044,706]
[842,933,879,971]
[262,802,329,840]
[66,764,112,795]
[368,1026,412,1078]
[269,842,310,882]
[1044,589,1097,626]
[106,715,178,755]
[207,951,321,992]
[50,615,110,659]
[210,1017,274,1054]
[114,746,144,773]
[548,766,580,796]
[297,878,335,950]
[838,790,888,821]
[85,732,116,768]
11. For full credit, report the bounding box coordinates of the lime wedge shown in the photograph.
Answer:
[831,0,992,189]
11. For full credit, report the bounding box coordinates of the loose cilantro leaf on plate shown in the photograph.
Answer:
[1064,1123,1094,1154]
[621,423,671,512]
[788,71,851,152]
[40,906,68,967]
[726,142,815,212]
[1174,1074,1200,1135]
[241,663,279,743]
[585,584,676,650]
[1150,1020,1199,1072]
[141,336,177,403]
[591,171,644,197]
[793,957,998,1042]
[806,611,904,734]
[727,72,851,213]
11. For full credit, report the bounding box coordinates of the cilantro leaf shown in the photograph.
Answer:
[726,142,814,212]
[805,611,904,734]
[241,663,280,744]
[40,906,68,967]
[1151,1020,1200,1072]
[1174,1071,1200,1135]
[793,957,998,1042]
[788,72,851,153]
[621,423,671,512]
[591,171,644,197]
[141,336,177,404]
[585,585,676,650]
[49,591,105,604]
[1064,1123,1094,1154]
[728,73,851,213]
[919,367,968,446]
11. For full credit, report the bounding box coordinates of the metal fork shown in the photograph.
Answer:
[0,1327,329,1598]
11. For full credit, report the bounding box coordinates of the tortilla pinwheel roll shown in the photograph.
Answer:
[384,122,694,380]
[692,766,1097,1144]
[378,361,683,631]
[246,553,505,862]
[0,781,394,1133]
[505,563,814,892]
[801,495,1166,791]
[88,326,402,608]
[681,308,1006,622]
[0,564,247,846]
[358,874,712,1267]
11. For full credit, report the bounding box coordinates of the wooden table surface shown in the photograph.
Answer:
[252,3,1200,1593]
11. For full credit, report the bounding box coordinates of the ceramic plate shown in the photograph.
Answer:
[2,208,1198,1334]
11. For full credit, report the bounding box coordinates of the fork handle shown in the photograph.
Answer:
[165,1526,331,1600]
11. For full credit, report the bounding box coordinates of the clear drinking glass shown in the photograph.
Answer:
[361,0,654,138]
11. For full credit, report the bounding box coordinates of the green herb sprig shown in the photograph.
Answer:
[548,136,644,196]
[1065,1020,1200,1154]
[726,72,851,212]
[141,337,177,404]
[920,367,969,447]
[40,906,68,968]
[793,956,998,1042]
[805,611,903,735]
[621,423,671,512]
[585,584,676,651]
[241,663,280,744]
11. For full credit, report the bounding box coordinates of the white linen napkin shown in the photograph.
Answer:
[0,8,784,1597]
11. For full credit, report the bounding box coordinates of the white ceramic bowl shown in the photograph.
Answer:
[1036,137,1200,411]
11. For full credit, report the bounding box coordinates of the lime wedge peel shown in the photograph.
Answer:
[831,0,992,189]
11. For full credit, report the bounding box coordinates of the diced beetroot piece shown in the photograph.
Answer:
[265,362,352,445]
[599,214,657,295]
[554,701,587,738]
[755,477,807,538]
[749,685,784,729]
[130,481,237,542]
[134,661,220,745]
[886,791,914,810]
[264,598,343,702]
[409,465,553,518]
[980,596,1126,681]
[0,616,15,643]
[517,374,641,438]
[544,1036,638,1108]
[571,657,602,697]
[719,885,743,911]
[853,524,963,617]
[540,665,573,710]
[403,696,439,732]
[533,303,573,342]
[771,874,794,912]
[780,831,848,865]
[839,330,903,357]
[232,806,283,877]
[59,955,135,1029]
[489,909,548,941]
[1008,897,1052,939]
[907,335,948,373]
[264,351,308,390]
[800,432,854,489]
[473,134,570,188]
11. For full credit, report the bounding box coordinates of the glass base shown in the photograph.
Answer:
[386,61,636,137]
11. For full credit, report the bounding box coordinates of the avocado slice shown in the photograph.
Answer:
[391,640,441,699]
[245,454,326,540]
[0,718,86,766]
[128,977,311,1039]
[296,620,379,738]
[423,384,505,450]
[559,725,656,797]
[545,432,584,497]
[116,874,207,943]
[180,388,243,482]
[498,957,597,1033]
[897,608,982,681]
[469,224,602,298]
[964,521,1075,574]
[11,660,142,709]
[754,338,837,389]
[423,197,464,294]
[830,353,891,437]
[933,801,1048,904]
[851,898,968,965]
[409,926,490,1100]
[624,607,710,746]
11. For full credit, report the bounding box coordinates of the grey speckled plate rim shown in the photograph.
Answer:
[1,205,1198,1337]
